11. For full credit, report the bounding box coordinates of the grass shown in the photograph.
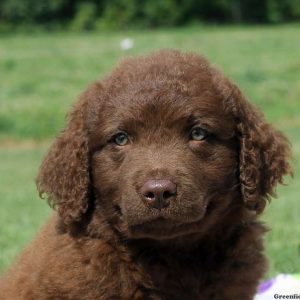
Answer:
[0,24,299,277]
[0,146,49,270]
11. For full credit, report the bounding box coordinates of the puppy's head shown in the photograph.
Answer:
[37,51,292,240]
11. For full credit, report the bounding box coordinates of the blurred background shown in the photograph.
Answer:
[0,0,299,278]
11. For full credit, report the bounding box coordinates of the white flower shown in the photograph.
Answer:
[120,38,134,50]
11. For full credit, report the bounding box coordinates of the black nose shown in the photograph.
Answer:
[140,180,177,210]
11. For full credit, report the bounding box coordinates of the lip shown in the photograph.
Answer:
[127,215,207,240]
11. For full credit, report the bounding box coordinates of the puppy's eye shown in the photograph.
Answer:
[113,132,129,146]
[189,127,208,141]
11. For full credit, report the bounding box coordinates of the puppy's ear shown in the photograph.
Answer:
[213,71,292,213]
[36,82,101,226]
[233,88,292,212]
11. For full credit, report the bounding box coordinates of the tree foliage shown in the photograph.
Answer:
[0,0,299,30]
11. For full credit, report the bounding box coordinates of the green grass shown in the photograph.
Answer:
[264,128,300,276]
[0,145,49,270]
[0,25,299,277]
[1,25,300,140]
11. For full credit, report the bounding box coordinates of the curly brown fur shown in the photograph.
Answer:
[0,50,292,300]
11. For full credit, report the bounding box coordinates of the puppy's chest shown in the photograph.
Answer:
[132,255,215,299]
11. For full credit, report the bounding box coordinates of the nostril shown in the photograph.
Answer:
[145,192,155,199]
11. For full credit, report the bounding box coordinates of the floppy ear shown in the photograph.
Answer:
[232,88,292,212]
[36,83,102,226]
[213,70,292,213]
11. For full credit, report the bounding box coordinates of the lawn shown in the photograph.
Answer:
[0,25,299,277]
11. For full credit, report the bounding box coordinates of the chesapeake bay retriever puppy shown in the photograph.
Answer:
[0,50,292,299]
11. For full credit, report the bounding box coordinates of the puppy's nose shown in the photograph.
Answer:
[141,180,177,210]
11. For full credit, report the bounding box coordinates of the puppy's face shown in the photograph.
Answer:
[37,51,291,241]
[90,82,238,239]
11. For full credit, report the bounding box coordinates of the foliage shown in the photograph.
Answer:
[0,0,300,30]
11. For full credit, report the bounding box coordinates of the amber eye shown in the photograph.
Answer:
[190,127,208,141]
[114,132,129,146]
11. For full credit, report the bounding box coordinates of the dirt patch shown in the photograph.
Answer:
[0,139,50,149]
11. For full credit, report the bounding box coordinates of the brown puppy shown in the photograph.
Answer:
[0,50,292,299]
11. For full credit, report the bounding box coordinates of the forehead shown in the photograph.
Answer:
[95,79,235,139]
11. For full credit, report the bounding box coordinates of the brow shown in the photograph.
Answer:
[103,117,146,137]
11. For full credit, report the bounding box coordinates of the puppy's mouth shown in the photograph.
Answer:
[120,194,214,239]
[126,212,209,240]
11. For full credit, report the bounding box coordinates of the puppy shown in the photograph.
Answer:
[0,50,292,299]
